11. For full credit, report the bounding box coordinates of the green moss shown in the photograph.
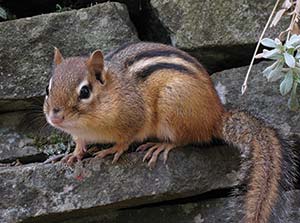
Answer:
[55,4,72,13]
[25,131,72,156]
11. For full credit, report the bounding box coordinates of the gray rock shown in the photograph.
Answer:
[149,0,288,72]
[0,2,139,112]
[212,61,300,139]
[0,127,41,163]
[0,145,241,223]
[75,1,144,16]
[54,190,300,223]
[0,112,41,163]
[150,0,284,48]
[0,126,71,164]
[0,111,71,163]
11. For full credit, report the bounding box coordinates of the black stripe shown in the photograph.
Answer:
[136,63,194,79]
[105,42,134,61]
[125,49,202,70]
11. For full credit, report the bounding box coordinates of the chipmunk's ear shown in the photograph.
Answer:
[86,50,106,84]
[53,47,64,65]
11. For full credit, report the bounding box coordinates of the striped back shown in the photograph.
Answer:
[104,42,207,81]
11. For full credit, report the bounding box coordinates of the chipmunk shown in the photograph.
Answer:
[44,42,294,223]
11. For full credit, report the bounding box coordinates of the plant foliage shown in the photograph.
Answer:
[259,35,300,110]
[247,0,300,111]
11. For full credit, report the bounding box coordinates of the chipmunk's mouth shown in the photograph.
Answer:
[46,115,74,130]
[45,112,87,137]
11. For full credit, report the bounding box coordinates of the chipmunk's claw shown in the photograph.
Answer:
[137,143,175,167]
[94,147,116,159]
[62,152,84,166]
[61,139,86,166]
[112,151,124,164]
[136,142,156,152]
[94,143,128,164]
[143,144,160,162]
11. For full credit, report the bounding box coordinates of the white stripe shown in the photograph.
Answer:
[128,56,198,75]
[48,78,53,91]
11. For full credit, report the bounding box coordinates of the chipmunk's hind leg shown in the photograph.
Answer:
[137,142,176,168]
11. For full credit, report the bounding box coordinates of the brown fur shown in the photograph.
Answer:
[221,111,283,223]
[44,42,290,223]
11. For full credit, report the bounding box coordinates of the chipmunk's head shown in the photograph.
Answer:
[44,48,112,136]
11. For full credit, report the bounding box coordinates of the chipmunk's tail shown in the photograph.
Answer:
[221,110,296,223]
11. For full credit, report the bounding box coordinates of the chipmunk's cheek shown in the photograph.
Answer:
[60,117,81,131]
[45,115,51,125]
[45,113,53,126]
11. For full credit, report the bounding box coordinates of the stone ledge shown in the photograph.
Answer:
[23,190,299,223]
[0,145,240,223]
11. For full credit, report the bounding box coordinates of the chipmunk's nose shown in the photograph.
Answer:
[50,116,64,125]
[50,108,64,125]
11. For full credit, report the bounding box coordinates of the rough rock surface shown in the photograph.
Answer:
[150,0,284,48]
[0,127,43,163]
[29,190,299,223]
[1,0,143,19]
[149,0,287,72]
[1,1,300,223]
[0,2,139,111]
[0,110,70,163]
[0,112,42,163]
[0,145,241,223]
[212,61,300,139]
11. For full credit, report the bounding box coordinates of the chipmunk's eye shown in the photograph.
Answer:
[46,85,49,96]
[79,85,90,100]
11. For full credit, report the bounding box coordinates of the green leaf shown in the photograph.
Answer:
[284,52,296,67]
[295,51,300,59]
[266,63,284,82]
[275,38,282,45]
[262,49,281,60]
[288,82,299,111]
[280,71,294,95]
[285,43,294,49]
[261,38,277,48]
[262,61,278,77]
[0,7,7,20]
[288,34,300,47]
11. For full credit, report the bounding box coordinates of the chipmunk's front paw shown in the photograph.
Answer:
[137,143,175,168]
[62,152,84,166]
[61,138,87,165]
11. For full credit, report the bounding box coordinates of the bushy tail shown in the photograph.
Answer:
[221,110,296,223]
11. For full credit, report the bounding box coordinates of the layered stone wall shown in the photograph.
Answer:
[0,1,299,223]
